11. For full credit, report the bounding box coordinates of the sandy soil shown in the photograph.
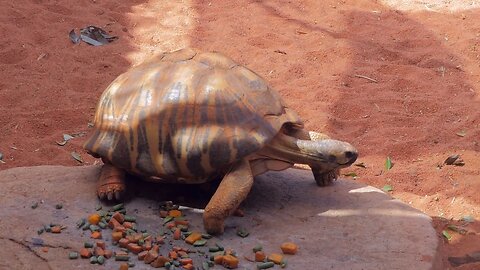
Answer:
[0,0,479,268]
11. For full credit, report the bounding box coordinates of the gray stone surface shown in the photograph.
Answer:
[0,165,441,269]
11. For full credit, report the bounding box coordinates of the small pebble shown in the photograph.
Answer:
[55,204,63,209]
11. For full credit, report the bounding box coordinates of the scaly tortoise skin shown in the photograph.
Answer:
[84,48,358,234]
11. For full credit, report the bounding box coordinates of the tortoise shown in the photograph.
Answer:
[84,48,358,234]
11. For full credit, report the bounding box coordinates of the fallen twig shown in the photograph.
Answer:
[354,74,378,83]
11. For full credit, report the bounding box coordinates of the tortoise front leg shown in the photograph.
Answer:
[97,163,126,201]
[203,159,254,234]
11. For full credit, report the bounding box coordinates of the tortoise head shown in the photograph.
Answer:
[259,130,358,185]
[296,138,358,186]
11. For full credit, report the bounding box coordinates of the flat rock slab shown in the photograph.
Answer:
[0,166,441,270]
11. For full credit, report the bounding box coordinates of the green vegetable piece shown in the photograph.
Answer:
[280,259,288,268]
[76,218,86,228]
[98,222,107,229]
[115,255,130,261]
[442,230,452,241]
[215,242,224,251]
[82,222,90,231]
[68,252,79,259]
[112,203,124,211]
[37,228,44,235]
[382,185,393,192]
[163,216,174,224]
[95,205,103,211]
[194,239,207,246]
[202,261,210,270]
[84,242,94,248]
[97,255,105,265]
[385,157,392,170]
[90,256,98,264]
[31,202,39,209]
[257,261,275,269]
[236,228,249,238]
[128,262,135,267]
[343,172,358,177]
[253,244,263,253]
[124,215,136,222]
[202,233,213,239]
[208,246,220,252]
[89,224,100,232]
[55,204,63,209]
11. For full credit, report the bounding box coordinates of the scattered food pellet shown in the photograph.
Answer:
[55,204,63,209]
[88,213,101,225]
[185,232,202,245]
[51,225,62,233]
[257,261,275,269]
[267,253,284,264]
[280,242,298,255]
[69,252,79,259]
[91,231,102,239]
[80,248,92,258]
[222,254,239,269]
[255,251,266,262]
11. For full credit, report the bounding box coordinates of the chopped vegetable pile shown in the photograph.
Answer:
[58,202,298,269]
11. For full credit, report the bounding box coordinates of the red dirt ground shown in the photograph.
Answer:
[0,0,479,268]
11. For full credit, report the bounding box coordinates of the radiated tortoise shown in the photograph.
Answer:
[83,48,358,234]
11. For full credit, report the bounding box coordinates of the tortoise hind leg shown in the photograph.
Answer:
[97,163,126,201]
[203,159,254,234]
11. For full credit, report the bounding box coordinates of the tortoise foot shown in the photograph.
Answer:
[203,215,225,235]
[312,168,339,186]
[97,164,126,201]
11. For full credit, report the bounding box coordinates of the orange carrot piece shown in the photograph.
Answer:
[169,251,178,260]
[112,212,125,223]
[183,263,194,270]
[168,209,182,217]
[79,248,92,258]
[91,231,102,239]
[50,225,62,233]
[255,251,266,262]
[173,228,181,240]
[213,255,224,265]
[222,254,239,269]
[112,231,123,242]
[88,213,101,225]
[119,263,129,270]
[180,258,193,265]
[268,253,284,264]
[184,232,202,245]
[280,242,298,255]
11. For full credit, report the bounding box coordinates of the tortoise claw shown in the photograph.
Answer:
[98,192,106,200]
[114,191,122,201]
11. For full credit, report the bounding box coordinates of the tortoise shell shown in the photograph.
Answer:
[84,48,303,183]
